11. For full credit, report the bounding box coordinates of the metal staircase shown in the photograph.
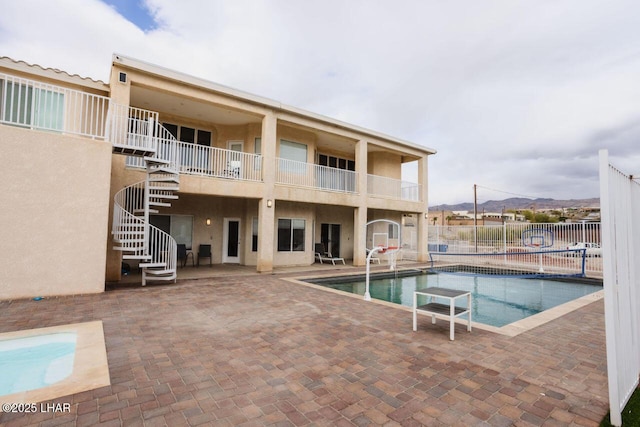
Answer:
[110,111,181,286]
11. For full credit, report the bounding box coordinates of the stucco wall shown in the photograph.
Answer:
[0,126,112,300]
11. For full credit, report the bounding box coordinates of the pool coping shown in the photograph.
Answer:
[286,268,604,337]
[0,321,110,406]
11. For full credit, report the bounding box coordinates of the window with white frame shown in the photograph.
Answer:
[0,79,64,130]
[279,139,307,174]
[277,218,305,252]
[164,123,212,171]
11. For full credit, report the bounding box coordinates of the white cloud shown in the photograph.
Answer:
[1,0,639,204]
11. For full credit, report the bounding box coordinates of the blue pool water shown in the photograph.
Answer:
[0,333,77,396]
[310,272,602,327]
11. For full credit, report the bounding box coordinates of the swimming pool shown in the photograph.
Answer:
[308,271,602,327]
[0,332,77,396]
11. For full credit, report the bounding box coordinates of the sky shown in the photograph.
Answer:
[1,0,639,206]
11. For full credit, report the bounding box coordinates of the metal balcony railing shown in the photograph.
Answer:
[367,174,421,201]
[276,158,357,193]
[0,72,111,139]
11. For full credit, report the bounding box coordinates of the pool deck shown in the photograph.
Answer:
[0,263,609,426]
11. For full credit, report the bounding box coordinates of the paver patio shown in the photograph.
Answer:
[0,267,609,426]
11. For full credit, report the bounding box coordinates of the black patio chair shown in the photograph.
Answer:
[177,244,194,267]
[197,244,212,267]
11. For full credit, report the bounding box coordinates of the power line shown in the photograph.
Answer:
[475,184,541,200]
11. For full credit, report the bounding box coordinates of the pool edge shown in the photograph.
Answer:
[0,321,110,406]
[285,273,605,338]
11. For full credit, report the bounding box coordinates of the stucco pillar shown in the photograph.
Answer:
[257,111,277,273]
[105,65,133,282]
[417,156,429,262]
[353,139,368,266]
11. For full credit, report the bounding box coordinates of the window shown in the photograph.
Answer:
[318,153,355,171]
[164,123,212,171]
[197,130,211,146]
[277,218,305,252]
[254,137,262,172]
[316,152,356,191]
[150,214,193,249]
[280,140,307,162]
[180,126,195,143]
[388,224,398,239]
[1,79,63,130]
[279,140,307,174]
[252,217,258,252]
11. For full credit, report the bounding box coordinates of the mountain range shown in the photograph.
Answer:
[430,197,600,212]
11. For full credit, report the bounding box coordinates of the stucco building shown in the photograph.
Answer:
[0,54,435,299]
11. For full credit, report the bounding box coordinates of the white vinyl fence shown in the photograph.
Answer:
[599,149,640,426]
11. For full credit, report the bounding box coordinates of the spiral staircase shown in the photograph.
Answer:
[110,112,180,286]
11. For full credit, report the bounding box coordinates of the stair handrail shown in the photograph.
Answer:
[111,110,182,284]
[153,121,180,174]
[112,181,147,257]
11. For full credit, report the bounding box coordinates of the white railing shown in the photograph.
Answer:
[0,72,111,138]
[127,142,262,182]
[276,158,357,193]
[112,182,146,257]
[146,226,177,274]
[368,174,421,201]
[599,149,640,426]
[428,222,603,276]
[108,104,159,153]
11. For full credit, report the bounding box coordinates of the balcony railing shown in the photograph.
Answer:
[367,174,421,201]
[108,104,159,153]
[0,72,111,139]
[127,141,262,182]
[276,158,357,193]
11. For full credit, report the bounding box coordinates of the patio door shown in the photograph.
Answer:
[223,218,241,263]
[321,223,341,256]
[227,141,243,178]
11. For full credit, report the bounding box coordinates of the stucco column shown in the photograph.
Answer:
[353,139,368,266]
[105,65,132,282]
[417,156,429,262]
[257,111,277,273]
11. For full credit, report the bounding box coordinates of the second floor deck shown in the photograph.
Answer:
[0,69,425,206]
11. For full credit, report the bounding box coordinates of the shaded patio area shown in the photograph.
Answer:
[1,265,609,426]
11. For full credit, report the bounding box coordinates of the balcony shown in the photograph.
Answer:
[368,174,421,202]
[276,158,357,193]
[127,140,262,182]
[1,72,422,204]
[0,72,110,139]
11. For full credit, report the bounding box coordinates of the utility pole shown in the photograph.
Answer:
[473,184,478,252]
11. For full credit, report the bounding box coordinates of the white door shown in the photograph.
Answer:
[223,218,241,263]
[227,141,243,178]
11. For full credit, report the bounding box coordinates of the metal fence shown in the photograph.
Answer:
[599,149,640,426]
[0,72,111,139]
[428,222,603,276]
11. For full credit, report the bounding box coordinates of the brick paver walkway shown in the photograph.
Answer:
[0,273,609,426]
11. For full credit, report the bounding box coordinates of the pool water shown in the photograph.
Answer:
[311,272,602,327]
[0,333,77,396]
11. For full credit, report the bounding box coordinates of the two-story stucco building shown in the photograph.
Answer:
[0,54,435,299]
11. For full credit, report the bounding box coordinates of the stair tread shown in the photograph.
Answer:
[143,274,176,282]
[150,194,179,200]
[113,145,156,157]
[139,262,166,268]
[148,186,179,191]
[143,156,170,164]
[144,269,175,275]
[122,254,151,260]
